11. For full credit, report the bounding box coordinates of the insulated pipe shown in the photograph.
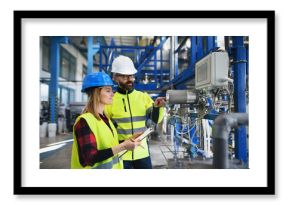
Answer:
[166,90,198,104]
[212,113,248,169]
[169,37,178,80]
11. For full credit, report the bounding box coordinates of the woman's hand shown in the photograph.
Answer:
[122,138,141,150]
[112,136,142,155]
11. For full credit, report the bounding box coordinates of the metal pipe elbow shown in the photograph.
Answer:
[212,113,248,169]
[213,113,249,140]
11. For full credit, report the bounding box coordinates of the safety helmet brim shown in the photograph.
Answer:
[82,72,114,92]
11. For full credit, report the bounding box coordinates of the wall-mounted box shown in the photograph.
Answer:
[195,52,229,90]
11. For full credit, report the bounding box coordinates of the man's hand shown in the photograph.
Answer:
[154,97,166,107]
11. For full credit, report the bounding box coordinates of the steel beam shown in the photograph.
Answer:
[48,36,69,123]
[87,36,100,74]
[189,36,197,69]
[136,37,169,79]
[232,36,248,164]
[206,36,216,53]
[197,36,204,60]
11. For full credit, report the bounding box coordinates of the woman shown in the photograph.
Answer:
[71,72,141,169]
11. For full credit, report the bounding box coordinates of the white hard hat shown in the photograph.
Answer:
[111,55,137,75]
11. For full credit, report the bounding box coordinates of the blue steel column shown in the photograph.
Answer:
[189,36,197,69]
[105,48,109,71]
[136,36,141,64]
[169,36,177,81]
[154,52,158,84]
[87,37,94,74]
[174,36,179,77]
[99,47,103,72]
[160,45,163,85]
[87,36,100,74]
[197,36,203,60]
[232,36,247,164]
[206,36,215,53]
[48,37,69,123]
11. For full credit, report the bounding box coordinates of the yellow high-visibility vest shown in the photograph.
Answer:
[71,112,123,169]
[105,89,164,161]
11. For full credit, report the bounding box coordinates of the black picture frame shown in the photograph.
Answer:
[14,10,275,195]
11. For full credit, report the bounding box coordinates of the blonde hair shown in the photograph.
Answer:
[82,88,102,120]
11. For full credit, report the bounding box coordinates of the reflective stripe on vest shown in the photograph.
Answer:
[113,116,146,124]
[117,127,147,135]
[93,156,120,169]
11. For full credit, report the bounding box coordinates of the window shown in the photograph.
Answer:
[60,47,76,81]
[82,64,87,79]
[61,88,69,106]
[41,84,75,107]
[82,93,88,102]
[40,83,49,101]
[42,37,50,72]
[81,65,88,102]
[59,86,75,106]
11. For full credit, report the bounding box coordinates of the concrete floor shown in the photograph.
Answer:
[40,132,173,169]
[40,132,241,169]
[40,133,73,169]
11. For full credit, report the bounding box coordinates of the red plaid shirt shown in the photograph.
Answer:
[74,116,113,167]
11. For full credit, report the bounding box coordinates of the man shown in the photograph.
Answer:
[105,55,165,169]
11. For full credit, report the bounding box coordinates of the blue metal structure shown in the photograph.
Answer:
[164,36,217,90]
[48,36,69,123]
[91,37,169,92]
[189,36,197,69]
[87,36,100,74]
[92,36,221,92]
[160,36,247,163]
[206,36,215,53]
[232,36,248,164]
[197,36,204,60]
[174,120,182,151]
[135,37,169,80]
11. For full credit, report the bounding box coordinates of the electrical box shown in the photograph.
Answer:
[195,52,229,90]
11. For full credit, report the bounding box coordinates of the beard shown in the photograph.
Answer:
[119,81,134,90]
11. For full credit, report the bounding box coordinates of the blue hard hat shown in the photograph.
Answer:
[81,72,114,92]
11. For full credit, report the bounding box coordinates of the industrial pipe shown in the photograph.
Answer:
[212,113,248,169]
[166,90,198,104]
